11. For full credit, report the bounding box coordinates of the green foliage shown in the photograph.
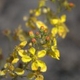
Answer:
[0,0,74,80]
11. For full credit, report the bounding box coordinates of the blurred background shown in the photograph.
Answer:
[0,0,80,80]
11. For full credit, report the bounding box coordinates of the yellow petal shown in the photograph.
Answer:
[51,46,56,52]
[15,68,24,75]
[9,64,15,71]
[50,19,58,25]
[55,50,60,60]
[18,50,27,57]
[58,24,69,38]
[0,70,6,76]
[4,63,8,68]
[36,21,47,29]
[18,34,26,42]
[51,47,60,60]
[4,63,14,71]
[19,41,27,47]
[37,60,47,72]
[60,15,66,23]
[53,38,57,47]
[27,73,35,79]
[29,47,36,55]
[9,72,16,77]
[51,27,58,37]
[34,9,41,16]
[12,58,19,64]
[35,74,44,80]
[37,50,46,58]
[31,61,38,71]
[21,55,31,63]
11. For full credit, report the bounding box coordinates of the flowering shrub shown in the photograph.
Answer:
[0,0,74,80]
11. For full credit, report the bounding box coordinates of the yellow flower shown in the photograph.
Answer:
[17,47,47,72]
[50,15,66,25]
[36,21,47,29]
[29,47,47,72]
[51,26,69,38]
[58,24,69,38]
[18,49,32,63]
[18,47,47,72]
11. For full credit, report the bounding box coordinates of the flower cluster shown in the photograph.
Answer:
[0,0,74,80]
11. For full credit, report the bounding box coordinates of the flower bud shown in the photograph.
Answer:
[44,29,48,33]
[31,38,36,43]
[29,31,34,38]
[46,36,50,41]
[69,3,75,7]
[40,26,45,31]
[28,43,32,47]
[2,29,11,36]
[43,8,48,13]
[36,32,40,35]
